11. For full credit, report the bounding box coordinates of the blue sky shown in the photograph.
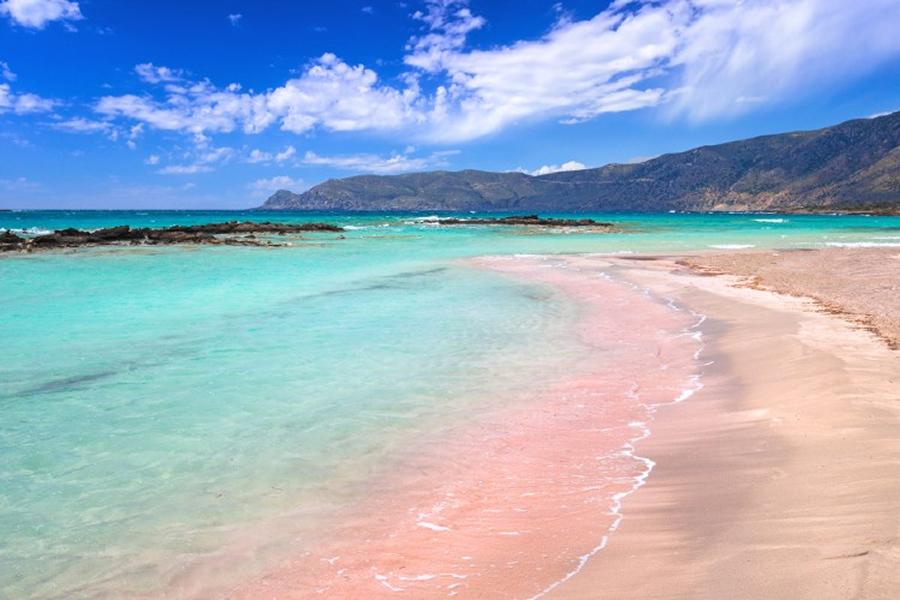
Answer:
[2,0,900,209]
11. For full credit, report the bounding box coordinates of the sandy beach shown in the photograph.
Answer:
[547,249,900,599]
[223,247,900,599]
[682,247,900,349]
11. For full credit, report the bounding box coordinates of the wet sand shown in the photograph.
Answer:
[227,256,703,599]
[548,252,900,599]
[230,248,900,599]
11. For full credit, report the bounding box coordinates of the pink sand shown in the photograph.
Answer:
[228,255,703,599]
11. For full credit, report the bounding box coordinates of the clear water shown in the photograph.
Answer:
[1,210,898,598]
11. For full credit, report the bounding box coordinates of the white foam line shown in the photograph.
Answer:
[417,521,451,532]
[375,573,404,592]
[527,266,709,600]
[825,241,900,248]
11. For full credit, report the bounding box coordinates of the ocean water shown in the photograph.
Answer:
[1,210,898,598]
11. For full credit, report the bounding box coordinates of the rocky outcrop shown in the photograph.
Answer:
[434,215,616,227]
[0,221,344,253]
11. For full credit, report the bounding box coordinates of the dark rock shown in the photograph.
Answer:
[91,225,133,240]
[0,231,23,246]
[1,221,345,253]
[435,215,616,228]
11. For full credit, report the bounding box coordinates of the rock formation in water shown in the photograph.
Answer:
[433,215,616,227]
[0,221,344,252]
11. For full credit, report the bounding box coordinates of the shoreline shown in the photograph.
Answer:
[224,255,705,599]
[545,252,900,598]
[221,247,900,598]
[8,243,897,598]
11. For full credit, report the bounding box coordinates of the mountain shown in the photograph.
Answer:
[260,111,900,212]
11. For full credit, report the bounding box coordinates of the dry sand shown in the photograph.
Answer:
[681,247,900,349]
[545,250,900,599]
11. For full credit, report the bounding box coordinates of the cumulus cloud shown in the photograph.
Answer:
[145,154,160,165]
[98,54,419,137]
[0,82,56,114]
[93,0,900,144]
[521,160,587,176]
[266,53,421,134]
[405,0,485,72]
[227,13,241,26]
[0,0,82,28]
[8,91,55,113]
[249,175,305,194]
[301,149,457,174]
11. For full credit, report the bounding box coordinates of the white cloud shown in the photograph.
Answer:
[246,145,296,164]
[145,154,160,165]
[246,148,270,163]
[266,53,421,134]
[0,0,82,29]
[405,0,486,72]
[248,175,305,194]
[157,146,234,175]
[99,54,421,138]
[664,0,900,121]
[412,1,676,141]
[50,117,112,133]
[361,6,373,14]
[0,61,15,81]
[126,122,143,149]
[0,82,56,114]
[301,149,456,174]
[227,13,242,26]
[93,0,900,144]
[521,160,587,176]
[8,91,55,113]
[134,63,184,84]
[275,145,296,162]
[158,164,213,175]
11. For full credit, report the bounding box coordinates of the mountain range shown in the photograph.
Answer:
[260,111,900,213]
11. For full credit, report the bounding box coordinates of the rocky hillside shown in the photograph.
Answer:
[261,111,900,212]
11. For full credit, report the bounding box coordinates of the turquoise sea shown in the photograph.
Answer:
[2,210,899,598]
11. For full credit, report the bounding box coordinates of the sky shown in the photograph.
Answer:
[1,0,900,209]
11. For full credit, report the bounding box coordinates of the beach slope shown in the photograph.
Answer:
[549,250,900,599]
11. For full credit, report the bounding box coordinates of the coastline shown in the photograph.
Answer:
[221,247,900,599]
[224,254,706,599]
[545,253,900,599]
[5,233,900,598]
